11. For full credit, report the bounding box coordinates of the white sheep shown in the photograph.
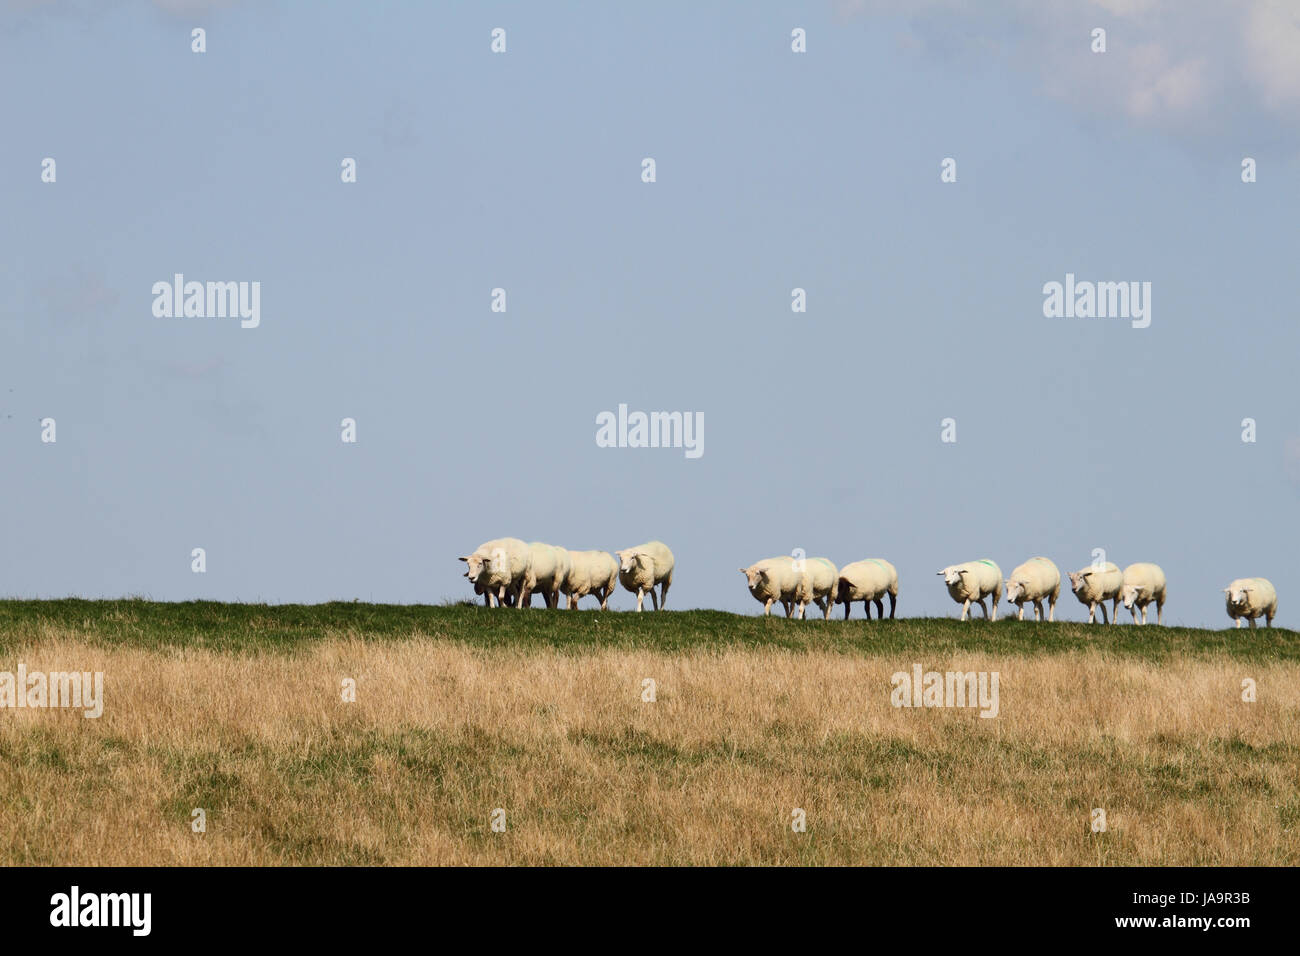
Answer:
[793,557,839,620]
[562,550,619,610]
[1005,557,1061,622]
[1120,563,1167,625]
[740,556,801,617]
[459,537,530,608]
[938,559,1002,621]
[616,541,674,611]
[1224,577,1277,629]
[519,542,569,608]
[1067,562,1123,624]
[836,559,898,620]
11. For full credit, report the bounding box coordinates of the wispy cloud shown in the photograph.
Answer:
[835,0,1300,143]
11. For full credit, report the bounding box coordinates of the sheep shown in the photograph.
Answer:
[1224,578,1277,629]
[1004,557,1061,622]
[459,537,530,608]
[836,559,898,620]
[740,556,801,617]
[1120,563,1167,625]
[472,579,514,607]
[519,542,569,609]
[562,549,619,610]
[938,560,1002,621]
[1067,562,1123,624]
[616,541,674,611]
[793,557,839,620]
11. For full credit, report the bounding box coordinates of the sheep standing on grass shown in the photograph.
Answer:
[938,560,1002,621]
[740,556,802,617]
[520,542,569,608]
[617,541,674,611]
[1067,563,1123,624]
[459,537,530,608]
[836,559,898,620]
[1005,557,1061,622]
[792,557,839,620]
[1120,563,1167,625]
[562,550,619,610]
[1224,578,1277,629]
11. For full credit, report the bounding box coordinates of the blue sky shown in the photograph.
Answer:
[2,1,1297,625]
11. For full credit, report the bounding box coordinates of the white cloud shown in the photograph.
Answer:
[835,0,1300,141]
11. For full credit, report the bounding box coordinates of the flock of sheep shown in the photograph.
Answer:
[458,539,1280,628]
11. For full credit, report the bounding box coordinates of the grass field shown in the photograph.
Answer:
[1,600,1297,865]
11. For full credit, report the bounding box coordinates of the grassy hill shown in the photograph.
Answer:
[1,600,1296,866]
[0,598,1295,660]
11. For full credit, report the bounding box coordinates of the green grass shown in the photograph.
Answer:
[0,598,1295,662]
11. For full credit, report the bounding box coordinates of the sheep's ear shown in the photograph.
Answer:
[739,568,748,574]
[1223,588,1231,594]
[458,556,469,562]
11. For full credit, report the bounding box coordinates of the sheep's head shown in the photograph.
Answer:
[938,566,964,587]
[460,553,487,584]
[740,566,765,589]
[618,549,643,573]
[1120,584,1145,608]
[1005,580,1025,602]
[1068,571,1086,593]
[1224,585,1251,608]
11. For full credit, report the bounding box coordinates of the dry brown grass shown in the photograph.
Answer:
[2,632,1297,865]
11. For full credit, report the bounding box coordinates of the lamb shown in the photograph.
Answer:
[938,559,1002,621]
[1224,578,1277,629]
[616,541,674,611]
[793,557,839,620]
[459,537,530,608]
[836,559,898,620]
[520,542,570,609]
[740,556,801,617]
[561,549,619,610]
[1004,557,1061,622]
[1067,562,1123,624]
[1120,563,1167,625]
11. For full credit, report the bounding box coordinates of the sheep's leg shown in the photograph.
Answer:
[1099,602,1109,625]
[1048,596,1056,622]
[874,598,884,619]
[764,599,774,617]
[784,601,795,619]
[888,593,896,619]
[1266,609,1274,627]
[649,587,660,611]
[1088,602,1096,624]
[1235,617,1242,629]
[636,588,645,612]
[1130,605,1139,625]
[961,599,971,622]
[844,599,852,620]
[1017,604,1024,622]
[659,580,670,610]
[1249,616,1257,629]
[1156,600,1163,626]
[976,598,989,620]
